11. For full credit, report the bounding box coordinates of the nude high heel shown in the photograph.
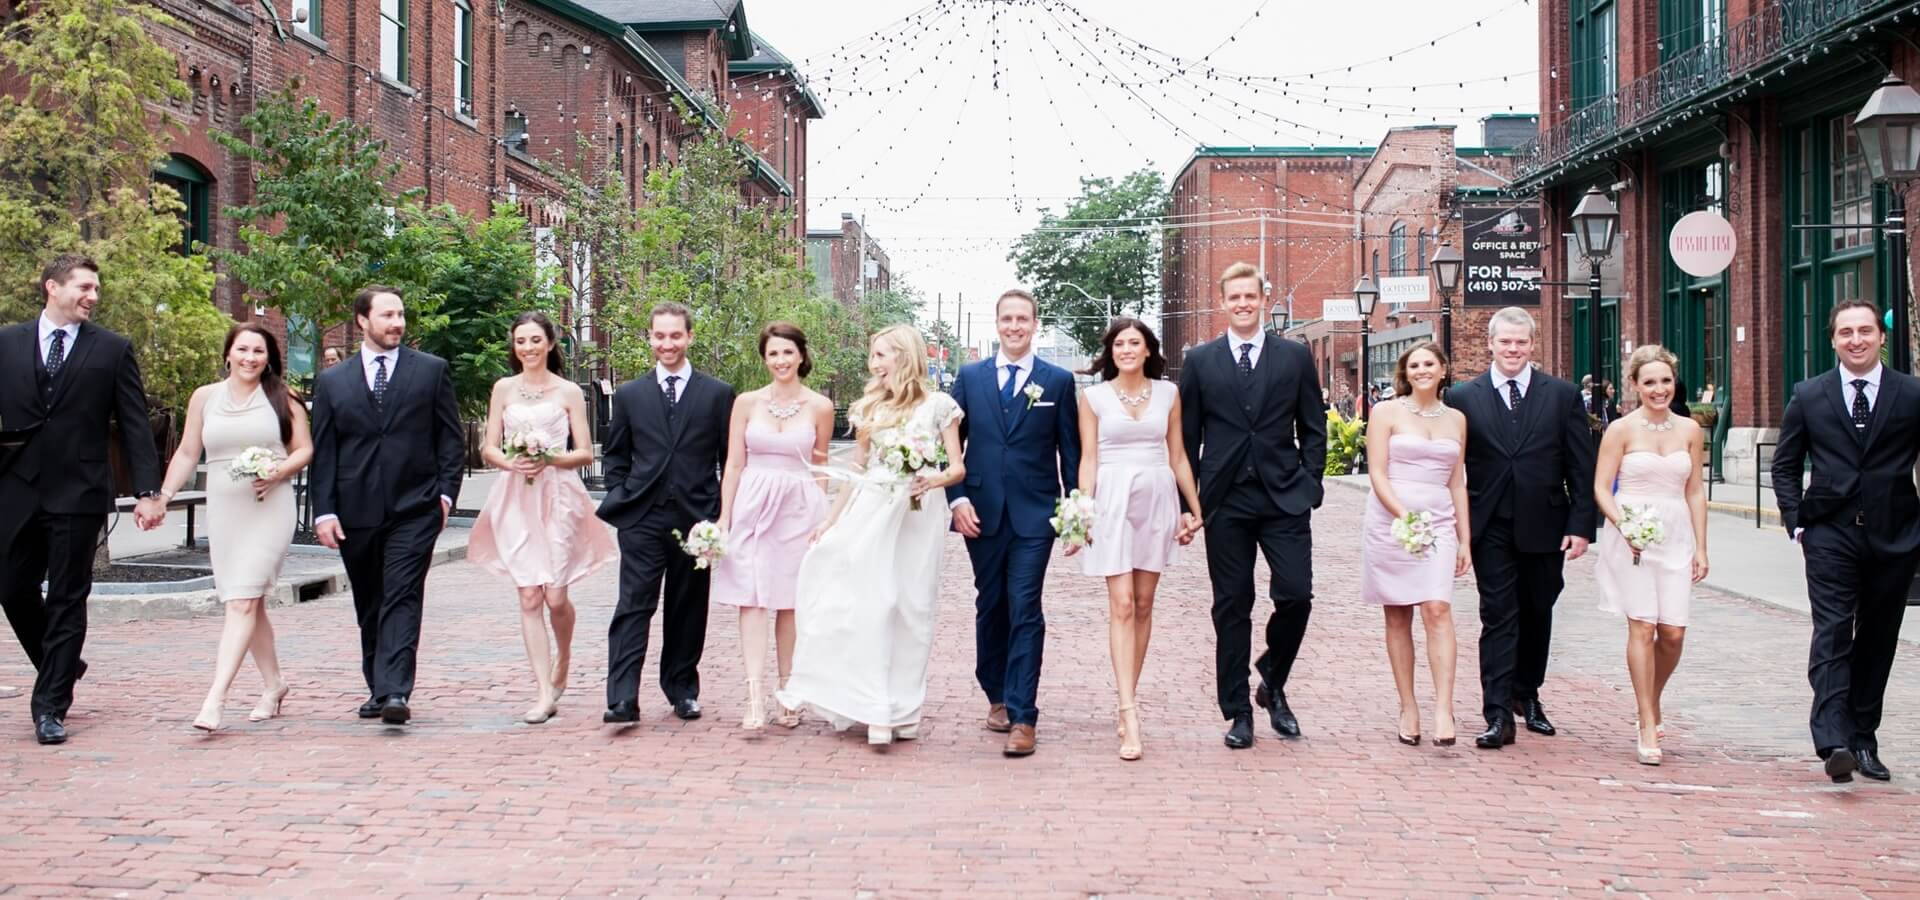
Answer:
[248,684,290,722]
[1118,705,1142,761]
[743,679,766,732]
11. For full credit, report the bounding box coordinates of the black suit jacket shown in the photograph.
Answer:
[595,369,734,529]
[0,319,159,515]
[1178,334,1327,517]
[1447,369,1598,552]
[309,346,465,530]
[1771,367,1920,556]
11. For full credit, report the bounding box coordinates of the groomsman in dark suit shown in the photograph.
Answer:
[597,302,734,724]
[949,289,1080,757]
[1178,262,1326,749]
[1446,306,1596,750]
[0,255,166,744]
[310,286,466,726]
[1772,300,1920,783]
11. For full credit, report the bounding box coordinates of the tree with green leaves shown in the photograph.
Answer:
[1009,169,1168,354]
[0,0,225,418]
[214,81,421,374]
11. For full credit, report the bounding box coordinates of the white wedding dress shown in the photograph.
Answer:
[777,392,962,735]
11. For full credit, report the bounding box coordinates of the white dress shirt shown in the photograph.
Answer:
[994,351,1034,395]
[1224,329,1264,370]
[656,360,692,399]
[38,313,79,366]
[1494,364,1534,409]
[1841,362,1882,417]
[359,343,400,390]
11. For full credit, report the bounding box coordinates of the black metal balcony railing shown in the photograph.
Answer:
[1516,0,1894,180]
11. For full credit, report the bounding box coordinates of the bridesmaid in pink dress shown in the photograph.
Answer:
[469,312,617,724]
[1360,342,1471,747]
[714,323,833,733]
[1071,319,1203,761]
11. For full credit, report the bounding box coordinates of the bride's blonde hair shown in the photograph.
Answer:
[848,324,931,431]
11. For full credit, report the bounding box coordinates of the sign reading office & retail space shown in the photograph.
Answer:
[1464,205,1543,306]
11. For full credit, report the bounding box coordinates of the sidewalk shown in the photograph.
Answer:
[1328,474,1920,644]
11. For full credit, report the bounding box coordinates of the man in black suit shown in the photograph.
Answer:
[1772,300,1920,784]
[310,286,465,726]
[597,302,734,724]
[1447,306,1597,750]
[0,255,166,744]
[1178,262,1327,749]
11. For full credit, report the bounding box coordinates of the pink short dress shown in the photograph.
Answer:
[1080,380,1181,577]
[467,401,618,588]
[712,423,828,610]
[1359,434,1461,606]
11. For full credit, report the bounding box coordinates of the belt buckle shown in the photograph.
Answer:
[1854,511,1866,527]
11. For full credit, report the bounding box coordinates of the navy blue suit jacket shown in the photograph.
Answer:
[948,357,1082,539]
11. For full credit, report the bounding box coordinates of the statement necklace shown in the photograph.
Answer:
[1115,383,1153,408]
[1402,398,1446,419]
[515,379,556,402]
[1638,415,1676,432]
[767,395,805,420]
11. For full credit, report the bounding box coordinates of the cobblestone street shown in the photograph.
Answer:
[2,483,1917,896]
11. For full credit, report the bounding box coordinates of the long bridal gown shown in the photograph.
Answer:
[777,393,962,731]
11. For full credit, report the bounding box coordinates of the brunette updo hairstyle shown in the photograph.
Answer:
[1081,317,1166,380]
[1391,340,1449,398]
[758,321,813,378]
[223,323,295,444]
[507,311,565,375]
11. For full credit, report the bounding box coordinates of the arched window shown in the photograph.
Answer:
[153,154,213,256]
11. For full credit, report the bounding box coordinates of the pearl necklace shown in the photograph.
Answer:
[767,396,804,420]
[1401,398,1446,418]
[1638,415,1676,432]
[515,380,556,402]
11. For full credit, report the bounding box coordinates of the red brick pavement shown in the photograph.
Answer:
[1,485,1917,896]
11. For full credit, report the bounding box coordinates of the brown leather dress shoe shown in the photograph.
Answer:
[1004,724,1037,757]
[985,703,1011,733]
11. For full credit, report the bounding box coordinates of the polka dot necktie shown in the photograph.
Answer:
[372,356,389,409]
[665,375,681,422]
[1851,379,1870,435]
[46,329,66,376]
[1238,343,1254,377]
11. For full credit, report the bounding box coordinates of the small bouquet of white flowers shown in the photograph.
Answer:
[503,427,559,485]
[227,446,279,502]
[1050,489,1097,548]
[874,426,947,510]
[1617,503,1665,566]
[1390,510,1438,559]
[673,521,728,570]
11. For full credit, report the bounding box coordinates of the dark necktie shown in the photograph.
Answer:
[372,355,389,408]
[665,374,681,421]
[1506,379,1523,423]
[1238,342,1254,377]
[1851,378,1870,435]
[1000,364,1019,410]
[46,329,66,376]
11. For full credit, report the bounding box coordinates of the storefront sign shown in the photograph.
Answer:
[1464,206,1544,307]
[1321,298,1361,322]
[1379,276,1430,307]
[1668,210,1737,277]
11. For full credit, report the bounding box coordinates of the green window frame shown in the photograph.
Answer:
[1388,222,1408,276]
[1783,113,1884,388]
[453,0,473,117]
[154,156,211,256]
[1659,161,1729,401]
[1572,294,1620,391]
[1659,0,1723,61]
[1571,0,1617,110]
[291,0,321,38]
[380,0,408,83]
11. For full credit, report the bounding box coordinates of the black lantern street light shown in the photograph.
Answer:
[1355,275,1380,420]
[1570,186,1621,411]
[1853,72,1920,373]
[1428,241,1464,361]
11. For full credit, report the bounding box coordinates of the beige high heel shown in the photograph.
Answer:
[1118,705,1142,761]
[743,679,766,732]
[192,699,223,733]
[248,684,290,722]
[775,676,801,728]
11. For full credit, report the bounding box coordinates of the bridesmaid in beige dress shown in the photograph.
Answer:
[469,312,615,723]
[159,324,312,732]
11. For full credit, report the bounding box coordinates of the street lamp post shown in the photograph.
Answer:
[1428,241,1464,362]
[1570,186,1621,413]
[1058,281,1114,322]
[1853,72,1920,373]
[1355,275,1380,420]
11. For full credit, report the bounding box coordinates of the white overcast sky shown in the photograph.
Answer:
[746,0,1538,353]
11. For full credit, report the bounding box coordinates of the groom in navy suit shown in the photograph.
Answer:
[949,289,1081,757]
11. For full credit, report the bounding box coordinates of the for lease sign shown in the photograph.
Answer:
[1464,205,1543,307]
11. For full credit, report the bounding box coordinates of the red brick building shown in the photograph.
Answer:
[1515,0,1919,484]
[805,212,891,307]
[728,34,823,247]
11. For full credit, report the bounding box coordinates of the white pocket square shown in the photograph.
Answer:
[1033,401,1057,408]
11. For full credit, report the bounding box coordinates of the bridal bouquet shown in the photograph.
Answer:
[227,446,279,502]
[875,426,946,510]
[1618,504,1665,566]
[1390,510,1438,559]
[673,521,728,570]
[1050,489,1097,548]
[503,427,559,484]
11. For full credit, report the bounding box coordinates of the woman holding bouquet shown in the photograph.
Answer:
[713,323,833,733]
[1592,344,1707,765]
[158,324,311,731]
[1360,342,1469,748]
[777,324,965,746]
[1072,319,1202,761]
[468,312,616,724]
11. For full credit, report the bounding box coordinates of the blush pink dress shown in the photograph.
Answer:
[1360,434,1461,606]
[712,423,828,610]
[1080,380,1181,577]
[467,401,617,588]
[1596,450,1695,626]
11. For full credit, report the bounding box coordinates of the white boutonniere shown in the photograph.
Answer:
[1023,382,1045,409]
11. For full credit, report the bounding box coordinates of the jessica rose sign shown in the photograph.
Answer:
[1669,210,1737,278]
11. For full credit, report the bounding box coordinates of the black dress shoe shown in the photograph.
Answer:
[1823,747,1857,783]
[603,701,639,724]
[1255,681,1272,710]
[1853,748,1891,782]
[1515,699,1556,736]
[1266,689,1302,738]
[673,699,702,720]
[75,660,89,682]
[379,695,411,725]
[358,697,384,719]
[35,714,66,745]
[1474,716,1516,749]
[1224,713,1255,749]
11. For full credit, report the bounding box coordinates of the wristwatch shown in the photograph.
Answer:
[136,490,161,500]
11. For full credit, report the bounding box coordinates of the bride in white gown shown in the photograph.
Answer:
[776,324,966,746]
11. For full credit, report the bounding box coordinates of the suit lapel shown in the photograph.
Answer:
[1008,361,1044,435]
[1212,339,1255,427]
[984,360,1012,437]
[1863,370,1901,452]
[1824,369,1861,453]
[1514,370,1550,448]
[1246,335,1281,422]
[45,322,100,411]
[9,325,42,413]
[667,370,697,447]
[378,347,417,428]
[1476,373,1520,456]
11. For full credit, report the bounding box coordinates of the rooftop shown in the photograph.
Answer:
[574,0,754,59]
